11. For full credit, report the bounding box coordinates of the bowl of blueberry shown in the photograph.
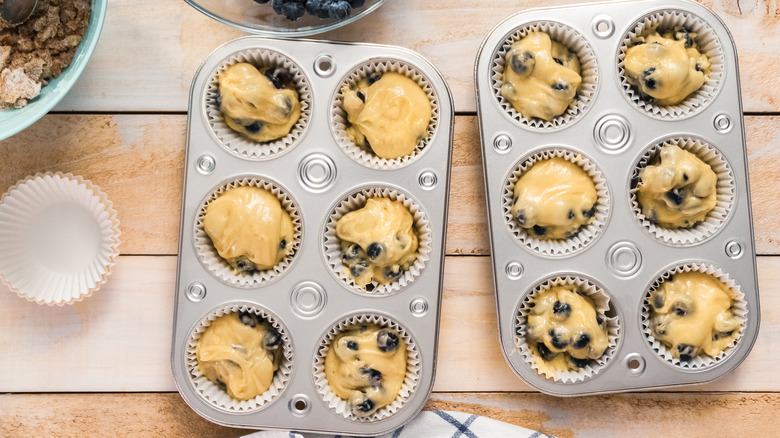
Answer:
[185,0,385,36]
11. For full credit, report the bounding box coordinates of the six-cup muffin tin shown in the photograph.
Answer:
[172,36,453,434]
[475,0,760,395]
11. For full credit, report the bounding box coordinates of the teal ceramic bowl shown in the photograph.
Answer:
[0,0,107,141]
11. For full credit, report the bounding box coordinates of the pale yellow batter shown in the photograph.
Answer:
[203,186,294,274]
[624,27,711,105]
[500,32,582,121]
[525,286,609,378]
[196,312,282,400]
[336,198,418,287]
[649,272,741,361]
[342,72,432,159]
[510,158,598,240]
[324,324,407,417]
[637,144,717,229]
[218,62,301,142]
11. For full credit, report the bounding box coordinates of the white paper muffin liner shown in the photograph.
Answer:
[313,313,421,422]
[617,10,724,119]
[193,177,302,288]
[204,48,312,160]
[514,275,620,383]
[331,59,440,169]
[323,186,431,296]
[0,172,121,306]
[491,21,599,130]
[641,263,747,370]
[502,148,609,256]
[629,137,734,245]
[186,302,293,412]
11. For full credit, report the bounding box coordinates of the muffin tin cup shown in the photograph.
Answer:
[331,59,440,169]
[312,313,421,422]
[629,137,735,246]
[193,176,303,288]
[515,275,620,383]
[641,262,747,370]
[617,9,725,119]
[204,48,312,160]
[502,148,610,256]
[491,21,599,130]
[323,186,432,296]
[186,302,294,412]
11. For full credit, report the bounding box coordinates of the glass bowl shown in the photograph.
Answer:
[184,0,385,37]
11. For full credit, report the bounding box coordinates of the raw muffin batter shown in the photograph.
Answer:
[336,198,418,287]
[203,186,294,275]
[341,72,432,159]
[637,144,717,228]
[324,324,407,417]
[196,311,282,400]
[649,272,741,361]
[525,285,609,378]
[623,27,711,105]
[218,62,301,142]
[510,157,598,240]
[500,31,582,121]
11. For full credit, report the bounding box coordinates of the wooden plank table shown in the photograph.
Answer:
[1,0,778,436]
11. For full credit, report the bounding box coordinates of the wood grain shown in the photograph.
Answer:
[1,392,778,437]
[0,255,776,393]
[54,0,780,113]
[2,114,778,255]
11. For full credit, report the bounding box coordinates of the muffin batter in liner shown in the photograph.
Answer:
[313,313,420,422]
[323,186,431,296]
[491,21,599,130]
[194,177,302,288]
[641,262,747,370]
[617,10,724,119]
[514,275,620,383]
[204,48,312,160]
[331,59,439,169]
[629,137,734,245]
[502,148,609,256]
[186,302,293,412]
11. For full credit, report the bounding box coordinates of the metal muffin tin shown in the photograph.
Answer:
[172,36,453,434]
[475,0,760,395]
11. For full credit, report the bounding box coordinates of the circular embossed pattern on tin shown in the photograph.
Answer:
[323,186,431,296]
[204,48,312,160]
[491,21,599,131]
[617,9,724,120]
[331,59,440,170]
[502,148,609,257]
[515,275,620,384]
[629,137,735,246]
[313,313,420,422]
[193,176,302,288]
[186,302,293,413]
[641,263,747,370]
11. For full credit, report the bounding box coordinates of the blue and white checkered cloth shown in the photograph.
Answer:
[242,410,553,438]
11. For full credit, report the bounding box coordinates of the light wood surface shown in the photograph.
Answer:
[2,0,779,435]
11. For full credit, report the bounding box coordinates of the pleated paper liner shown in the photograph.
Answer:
[641,262,747,370]
[322,186,431,296]
[0,172,121,305]
[312,313,420,422]
[186,302,293,412]
[502,148,610,256]
[491,21,599,131]
[629,137,735,246]
[193,176,302,288]
[204,48,312,160]
[514,275,620,383]
[331,59,440,169]
[617,9,724,119]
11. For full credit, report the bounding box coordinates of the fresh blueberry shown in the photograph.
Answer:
[583,205,596,218]
[366,242,384,260]
[254,0,270,3]
[349,0,365,7]
[551,82,569,91]
[653,294,664,309]
[510,51,535,76]
[361,367,383,387]
[245,121,263,134]
[238,311,256,327]
[549,329,569,349]
[665,188,686,206]
[695,63,703,72]
[264,329,282,350]
[536,342,557,361]
[234,257,256,274]
[354,397,375,413]
[328,1,352,20]
[271,0,285,14]
[677,344,696,361]
[342,243,362,262]
[347,340,358,350]
[356,91,366,102]
[569,356,590,368]
[281,1,306,20]
[674,28,695,48]
[532,225,547,237]
[515,210,527,226]
[279,239,287,250]
[671,302,689,317]
[350,261,368,278]
[383,265,402,280]
[377,329,400,352]
[573,333,591,349]
[596,315,605,326]
[642,67,658,90]
[367,74,383,86]
[552,301,572,317]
